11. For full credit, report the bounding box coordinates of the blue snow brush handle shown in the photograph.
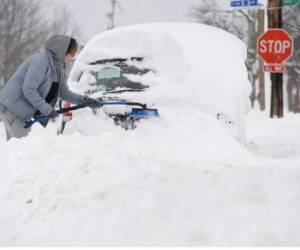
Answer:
[24,101,147,129]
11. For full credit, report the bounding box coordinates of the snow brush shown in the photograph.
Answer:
[24,100,159,129]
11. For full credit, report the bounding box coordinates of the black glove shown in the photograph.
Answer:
[83,96,99,108]
[48,109,59,119]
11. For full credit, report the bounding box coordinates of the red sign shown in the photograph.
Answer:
[264,64,285,73]
[258,29,293,64]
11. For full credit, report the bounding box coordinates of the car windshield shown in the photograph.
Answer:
[85,62,150,94]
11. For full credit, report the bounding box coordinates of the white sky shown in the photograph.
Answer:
[51,0,270,42]
[53,0,202,41]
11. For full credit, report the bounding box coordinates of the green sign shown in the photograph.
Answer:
[284,0,299,6]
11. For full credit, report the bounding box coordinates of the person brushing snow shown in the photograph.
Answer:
[0,35,98,141]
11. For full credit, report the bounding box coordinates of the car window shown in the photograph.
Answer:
[98,67,121,80]
[90,64,149,92]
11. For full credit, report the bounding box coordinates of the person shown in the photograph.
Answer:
[0,35,97,141]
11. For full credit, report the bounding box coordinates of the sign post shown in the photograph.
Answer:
[258,27,294,118]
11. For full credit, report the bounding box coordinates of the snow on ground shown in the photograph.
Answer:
[247,111,300,159]
[0,23,298,246]
[0,110,300,246]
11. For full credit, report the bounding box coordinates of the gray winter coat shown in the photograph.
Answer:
[0,35,84,122]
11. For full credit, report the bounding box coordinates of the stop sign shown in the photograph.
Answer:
[258,29,293,64]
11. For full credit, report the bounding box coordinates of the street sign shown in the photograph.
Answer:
[264,64,285,73]
[258,29,293,65]
[231,0,298,8]
[230,0,259,7]
[283,0,299,5]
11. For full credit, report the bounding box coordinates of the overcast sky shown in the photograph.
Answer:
[53,0,202,41]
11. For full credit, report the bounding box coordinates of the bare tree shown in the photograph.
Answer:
[0,0,46,85]
[191,2,300,112]
[283,5,300,112]
[0,0,82,87]
[45,3,82,39]
[190,1,247,41]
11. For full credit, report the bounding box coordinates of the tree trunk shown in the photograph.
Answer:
[268,0,284,118]
[257,9,265,110]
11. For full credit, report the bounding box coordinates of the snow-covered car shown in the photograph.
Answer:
[64,22,251,142]
[57,57,157,133]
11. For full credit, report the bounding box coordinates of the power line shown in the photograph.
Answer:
[116,1,144,23]
[105,0,144,29]
[284,22,300,31]
[106,0,117,30]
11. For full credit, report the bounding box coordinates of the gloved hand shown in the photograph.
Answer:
[83,96,99,108]
[48,109,59,119]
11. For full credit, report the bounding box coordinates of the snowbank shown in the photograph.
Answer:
[1,112,300,246]
[0,23,262,246]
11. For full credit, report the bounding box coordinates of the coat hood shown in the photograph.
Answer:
[45,35,71,62]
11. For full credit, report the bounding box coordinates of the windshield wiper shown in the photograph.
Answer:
[103,88,147,95]
[89,57,144,65]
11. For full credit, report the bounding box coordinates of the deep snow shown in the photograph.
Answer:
[0,22,299,246]
[1,111,300,246]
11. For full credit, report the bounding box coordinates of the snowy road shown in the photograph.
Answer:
[248,112,300,159]
[0,111,300,246]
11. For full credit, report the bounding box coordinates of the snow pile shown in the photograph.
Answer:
[1,111,300,246]
[0,118,251,246]
[0,23,261,246]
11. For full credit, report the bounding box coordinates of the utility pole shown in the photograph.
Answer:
[106,0,117,30]
[268,0,284,118]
